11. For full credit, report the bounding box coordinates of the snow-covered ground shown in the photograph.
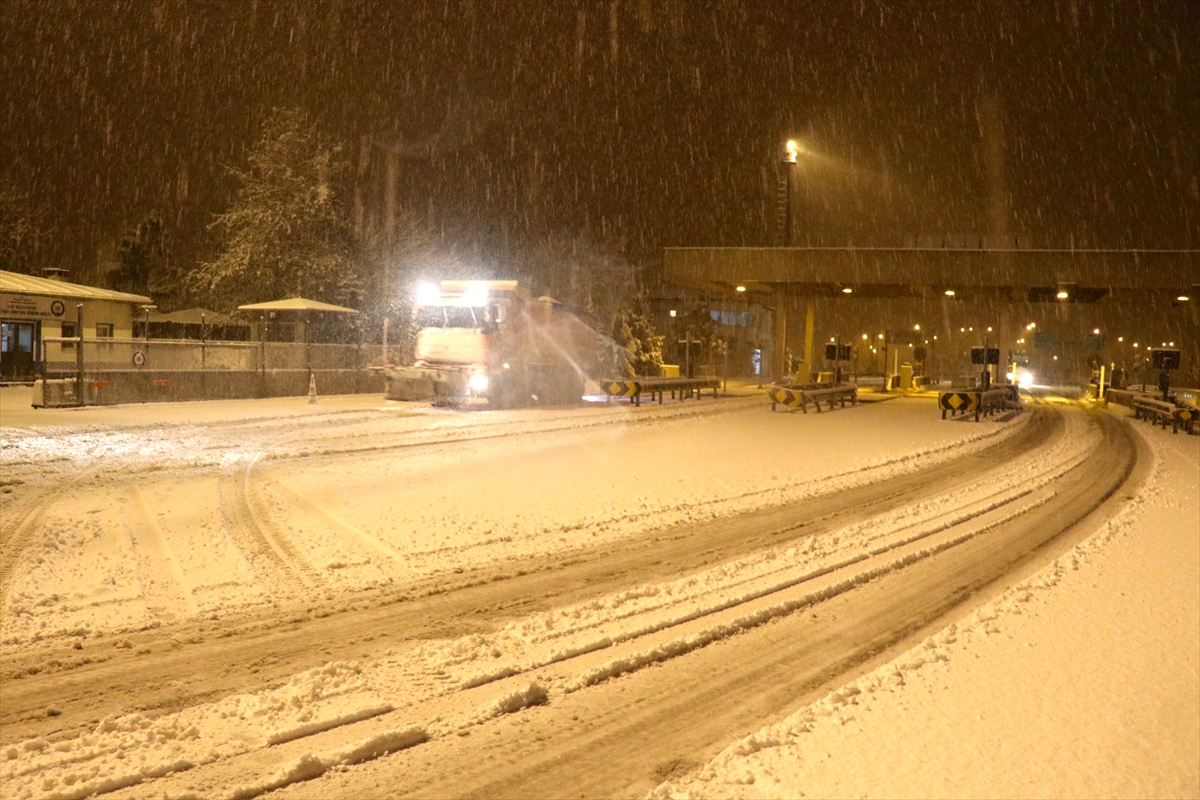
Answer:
[0,388,1016,646]
[1,388,1195,799]
[655,407,1199,800]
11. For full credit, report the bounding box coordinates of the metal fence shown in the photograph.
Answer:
[36,338,391,407]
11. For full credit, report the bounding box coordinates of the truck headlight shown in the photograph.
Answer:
[468,374,489,392]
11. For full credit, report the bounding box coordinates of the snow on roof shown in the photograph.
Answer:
[236,297,358,313]
[0,269,152,304]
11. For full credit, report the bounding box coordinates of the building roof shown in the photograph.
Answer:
[0,270,152,304]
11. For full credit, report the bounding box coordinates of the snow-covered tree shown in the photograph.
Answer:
[0,180,44,275]
[191,108,359,309]
[608,295,664,377]
[108,213,168,296]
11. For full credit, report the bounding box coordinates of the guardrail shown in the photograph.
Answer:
[1132,396,1196,434]
[767,382,858,413]
[1104,388,1197,435]
[600,377,722,406]
[938,385,1020,421]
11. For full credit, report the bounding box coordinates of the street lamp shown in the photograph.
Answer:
[780,139,807,246]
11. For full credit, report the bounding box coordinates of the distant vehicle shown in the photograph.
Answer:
[378,280,603,408]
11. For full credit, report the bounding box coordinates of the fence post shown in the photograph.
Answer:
[74,304,85,406]
[258,320,266,398]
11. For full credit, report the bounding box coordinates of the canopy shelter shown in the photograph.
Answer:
[236,297,358,344]
[237,298,360,382]
[237,298,359,314]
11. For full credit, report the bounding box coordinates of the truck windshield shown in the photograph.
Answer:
[415,306,482,329]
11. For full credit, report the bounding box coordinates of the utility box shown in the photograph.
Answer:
[899,362,913,390]
[660,364,680,378]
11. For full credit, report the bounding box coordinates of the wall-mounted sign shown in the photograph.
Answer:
[0,293,69,320]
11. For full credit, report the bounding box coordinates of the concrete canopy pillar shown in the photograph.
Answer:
[802,298,815,382]
[772,286,788,383]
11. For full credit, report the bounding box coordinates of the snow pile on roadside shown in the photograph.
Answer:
[651,428,1199,800]
[0,661,392,800]
[225,725,427,800]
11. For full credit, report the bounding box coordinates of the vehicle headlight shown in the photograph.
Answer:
[1018,371,1034,387]
[468,374,489,392]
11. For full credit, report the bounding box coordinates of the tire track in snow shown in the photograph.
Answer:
[0,466,104,608]
[126,487,198,621]
[364,409,1143,800]
[0,402,1046,751]
[265,472,407,573]
[217,457,320,596]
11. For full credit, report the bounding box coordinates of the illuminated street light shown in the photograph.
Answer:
[944,289,956,296]
[913,324,920,330]
[736,285,746,292]
[785,139,801,164]
[862,334,868,340]
[779,140,808,246]
[1092,328,1100,334]
[842,287,853,294]
[1178,295,1190,302]
[1118,337,1123,342]
[986,327,992,332]
[1056,290,1069,299]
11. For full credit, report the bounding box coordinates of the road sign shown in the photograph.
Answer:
[938,391,980,413]
[602,380,641,398]
[971,346,1000,365]
[1152,348,1180,370]
[1033,332,1055,349]
[912,346,927,362]
[768,386,804,409]
[1084,333,1105,351]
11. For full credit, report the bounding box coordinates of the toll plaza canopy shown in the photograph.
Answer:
[663,247,1199,384]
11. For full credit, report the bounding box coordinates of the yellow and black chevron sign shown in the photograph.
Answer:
[938,391,980,412]
[768,386,804,408]
[602,380,641,397]
[1177,406,1196,422]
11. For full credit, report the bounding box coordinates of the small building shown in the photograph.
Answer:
[0,270,151,381]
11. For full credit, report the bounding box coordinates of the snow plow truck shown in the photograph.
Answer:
[379,280,603,408]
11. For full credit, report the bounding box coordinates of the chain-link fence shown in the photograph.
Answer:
[35,338,385,407]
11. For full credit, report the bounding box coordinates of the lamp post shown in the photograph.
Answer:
[780,139,801,246]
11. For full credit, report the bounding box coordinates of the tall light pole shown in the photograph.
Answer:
[781,139,801,246]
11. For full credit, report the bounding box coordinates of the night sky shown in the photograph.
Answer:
[2,0,1197,282]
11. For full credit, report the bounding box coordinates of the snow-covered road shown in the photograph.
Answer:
[1,389,1192,799]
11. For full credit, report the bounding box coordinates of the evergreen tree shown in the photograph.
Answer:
[109,213,167,296]
[191,108,359,309]
[608,294,664,377]
[0,180,43,275]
